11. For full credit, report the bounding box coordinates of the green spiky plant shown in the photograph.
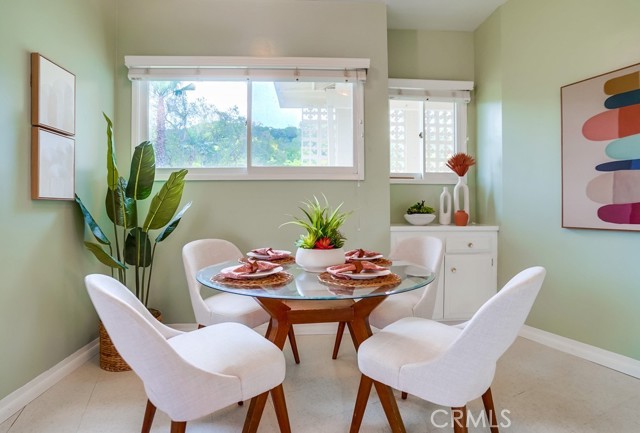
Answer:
[281,195,350,249]
[75,114,192,307]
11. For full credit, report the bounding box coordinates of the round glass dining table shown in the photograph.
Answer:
[196,261,434,301]
[197,261,434,433]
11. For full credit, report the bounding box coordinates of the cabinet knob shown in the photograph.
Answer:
[468,242,474,248]
[451,267,457,273]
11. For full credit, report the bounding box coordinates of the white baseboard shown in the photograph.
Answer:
[0,339,99,424]
[519,325,640,379]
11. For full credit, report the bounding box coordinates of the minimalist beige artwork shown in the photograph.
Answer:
[31,127,75,200]
[31,53,75,136]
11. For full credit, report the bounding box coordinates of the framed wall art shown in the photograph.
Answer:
[561,62,640,231]
[31,127,75,200]
[31,53,76,136]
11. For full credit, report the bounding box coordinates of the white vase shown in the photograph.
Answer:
[439,186,452,225]
[453,176,469,215]
[295,247,345,273]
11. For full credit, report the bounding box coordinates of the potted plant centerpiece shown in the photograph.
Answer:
[75,114,192,371]
[281,196,351,272]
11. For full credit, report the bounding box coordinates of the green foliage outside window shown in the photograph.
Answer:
[149,81,303,168]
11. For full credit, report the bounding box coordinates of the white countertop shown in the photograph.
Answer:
[391,223,499,232]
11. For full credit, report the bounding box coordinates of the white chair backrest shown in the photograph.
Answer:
[182,239,243,324]
[444,266,546,371]
[389,236,444,318]
[85,274,235,419]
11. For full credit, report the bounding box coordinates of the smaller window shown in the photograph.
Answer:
[388,79,473,184]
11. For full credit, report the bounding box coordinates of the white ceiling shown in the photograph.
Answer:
[387,0,507,31]
[325,0,508,31]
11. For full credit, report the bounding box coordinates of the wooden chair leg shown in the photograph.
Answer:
[170,421,187,433]
[401,392,408,400]
[373,379,406,433]
[197,323,205,329]
[270,384,291,433]
[332,321,346,359]
[349,374,373,433]
[451,406,468,433]
[141,399,156,433]
[242,391,270,433]
[288,326,300,364]
[482,387,499,433]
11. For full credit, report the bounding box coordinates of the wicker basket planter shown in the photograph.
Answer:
[99,308,162,372]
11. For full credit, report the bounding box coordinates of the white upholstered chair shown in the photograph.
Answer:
[332,236,444,359]
[182,238,300,363]
[85,274,291,433]
[351,266,546,433]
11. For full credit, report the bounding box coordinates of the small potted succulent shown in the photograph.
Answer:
[281,195,351,272]
[404,200,436,225]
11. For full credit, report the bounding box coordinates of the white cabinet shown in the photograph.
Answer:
[390,224,499,321]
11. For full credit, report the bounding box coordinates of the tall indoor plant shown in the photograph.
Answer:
[281,195,350,272]
[76,114,192,307]
[76,114,191,371]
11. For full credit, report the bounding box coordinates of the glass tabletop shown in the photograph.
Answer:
[196,260,435,301]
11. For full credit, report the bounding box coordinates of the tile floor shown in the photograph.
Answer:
[1,334,639,432]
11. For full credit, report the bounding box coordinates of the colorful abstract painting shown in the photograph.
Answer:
[561,63,640,231]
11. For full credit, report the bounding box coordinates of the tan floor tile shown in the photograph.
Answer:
[3,335,640,433]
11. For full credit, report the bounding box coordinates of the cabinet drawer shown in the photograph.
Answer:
[446,235,492,253]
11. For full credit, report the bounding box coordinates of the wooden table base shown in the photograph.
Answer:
[242,296,407,433]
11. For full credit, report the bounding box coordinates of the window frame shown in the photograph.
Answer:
[127,56,369,181]
[388,78,473,185]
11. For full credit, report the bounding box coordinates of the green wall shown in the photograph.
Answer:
[3,0,639,407]
[476,0,640,359]
[387,30,478,224]
[112,0,389,324]
[0,0,115,400]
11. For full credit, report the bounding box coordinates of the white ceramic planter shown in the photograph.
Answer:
[295,247,345,273]
[404,213,436,225]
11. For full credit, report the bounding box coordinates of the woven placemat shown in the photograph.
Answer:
[268,256,295,265]
[211,271,293,288]
[243,256,295,265]
[317,272,401,288]
[365,258,392,267]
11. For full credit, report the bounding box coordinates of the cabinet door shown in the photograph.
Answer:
[443,253,496,320]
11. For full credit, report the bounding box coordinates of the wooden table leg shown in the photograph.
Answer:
[255,298,292,350]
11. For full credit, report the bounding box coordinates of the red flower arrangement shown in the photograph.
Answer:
[446,153,476,176]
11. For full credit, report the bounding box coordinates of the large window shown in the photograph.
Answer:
[127,56,368,180]
[389,79,472,184]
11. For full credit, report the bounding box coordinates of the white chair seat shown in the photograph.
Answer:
[350,267,547,433]
[183,239,301,364]
[85,274,291,433]
[168,322,285,403]
[359,317,461,391]
[202,291,270,328]
[331,237,444,359]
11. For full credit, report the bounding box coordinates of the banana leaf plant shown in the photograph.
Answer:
[76,113,192,306]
